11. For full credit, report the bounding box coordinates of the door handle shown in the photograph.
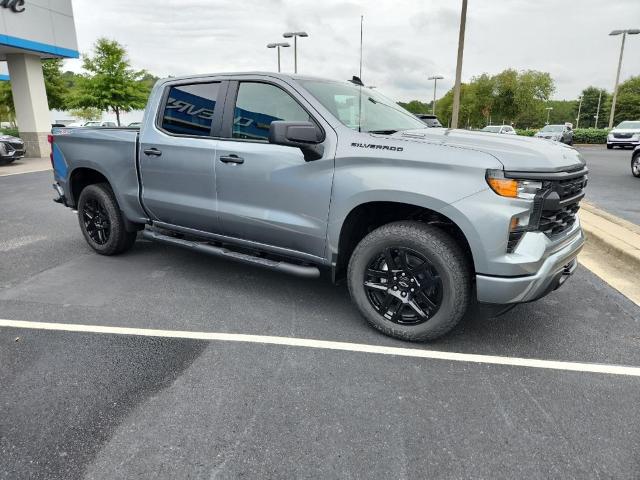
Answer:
[219,154,244,165]
[143,147,162,157]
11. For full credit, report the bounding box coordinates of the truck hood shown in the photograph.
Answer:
[610,128,640,135]
[0,135,22,143]
[389,128,585,172]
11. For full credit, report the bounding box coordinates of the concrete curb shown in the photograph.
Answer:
[580,202,640,273]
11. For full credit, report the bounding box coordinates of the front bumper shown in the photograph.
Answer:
[476,226,585,304]
[607,138,639,147]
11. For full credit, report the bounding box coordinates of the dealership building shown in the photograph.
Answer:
[0,0,78,157]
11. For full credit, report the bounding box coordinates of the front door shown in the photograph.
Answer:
[215,81,334,258]
[139,81,223,232]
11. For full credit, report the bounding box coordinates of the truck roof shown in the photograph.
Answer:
[157,71,349,85]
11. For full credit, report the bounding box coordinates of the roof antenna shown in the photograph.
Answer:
[356,15,364,132]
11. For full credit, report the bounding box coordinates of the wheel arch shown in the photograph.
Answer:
[331,199,477,283]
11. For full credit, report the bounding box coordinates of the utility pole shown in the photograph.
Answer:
[595,90,602,128]
[450,0,468,129]
[545,107,553,125]
[359,15,364,80]
[608,29,639,129]
[576,95,583,129]
[428,75,444,115]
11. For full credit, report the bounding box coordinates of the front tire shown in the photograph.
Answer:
[607,144,613,150]
[632,155,640,178]
[347,221,471,342]
[77,183,137,255]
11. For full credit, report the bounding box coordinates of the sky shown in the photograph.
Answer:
[66,0,640,103]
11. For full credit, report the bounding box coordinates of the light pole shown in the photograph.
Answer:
[608,29,640,129]
[450,0,468,129]
[428,75,444,115]
[267,42,290,73]
[575,95,583,129]
[545,107,553,125]
[595,89,603,128]
[283,32,308,74]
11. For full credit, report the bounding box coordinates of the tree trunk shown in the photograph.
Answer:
[114,107,121,126]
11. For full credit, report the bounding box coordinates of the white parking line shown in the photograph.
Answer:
[2,319,640,377]
[0,168,51,177]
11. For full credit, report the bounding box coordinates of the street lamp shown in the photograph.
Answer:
[283,31,308,74]
[608,28,639,129]
[428,75,444,115]
[545,107,553,125]
[575,95,583,129]
[267,42,290,73]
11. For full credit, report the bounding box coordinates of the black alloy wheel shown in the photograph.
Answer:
[82,198,111,245]
[364,246,443,325]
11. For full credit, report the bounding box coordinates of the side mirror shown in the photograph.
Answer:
[269,121,324,161]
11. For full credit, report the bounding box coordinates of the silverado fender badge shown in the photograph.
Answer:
[351,143,404,152]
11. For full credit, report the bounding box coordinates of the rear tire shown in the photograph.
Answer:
[77,183,137,255]
[347,221,471,342]
[632,155,640,178]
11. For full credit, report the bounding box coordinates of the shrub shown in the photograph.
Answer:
[515,129,536,137]
[0,128,19,138]
[573,128,609,144]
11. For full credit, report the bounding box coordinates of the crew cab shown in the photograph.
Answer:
[50,72,587,341]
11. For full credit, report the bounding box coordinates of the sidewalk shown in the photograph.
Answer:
[0,157,51,177]
[579,202,640,306]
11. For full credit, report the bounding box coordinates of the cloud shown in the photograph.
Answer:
[68,0,640,101]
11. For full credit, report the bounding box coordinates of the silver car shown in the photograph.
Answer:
[607,120,640,149]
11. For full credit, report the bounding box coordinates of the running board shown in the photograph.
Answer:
[142,230,320,279]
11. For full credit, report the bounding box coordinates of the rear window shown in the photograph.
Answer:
[160,83,220,137]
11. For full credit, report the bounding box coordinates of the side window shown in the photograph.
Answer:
[233,82,311,141]
[161,82,220,137]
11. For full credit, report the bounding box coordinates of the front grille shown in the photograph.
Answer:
[506,167,587,252]
[539,203,580,237]
[613,133,632,139]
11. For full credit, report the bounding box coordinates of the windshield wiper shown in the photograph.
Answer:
[367,129,399,135]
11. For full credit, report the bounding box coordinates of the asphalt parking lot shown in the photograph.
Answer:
[1,166,640,479]
[579,145,640,225]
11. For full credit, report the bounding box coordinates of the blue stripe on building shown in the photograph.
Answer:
[0,34,79,58]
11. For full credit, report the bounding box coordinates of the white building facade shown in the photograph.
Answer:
[0,0,78,157]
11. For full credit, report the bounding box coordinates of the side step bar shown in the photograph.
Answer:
[142,230,320,279]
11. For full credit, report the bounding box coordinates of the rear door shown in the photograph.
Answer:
[214,79,335,259]
[139,80,225,232]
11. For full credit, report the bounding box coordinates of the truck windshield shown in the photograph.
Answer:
[299,80,426,134]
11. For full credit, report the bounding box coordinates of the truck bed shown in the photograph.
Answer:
[52,127,147,223]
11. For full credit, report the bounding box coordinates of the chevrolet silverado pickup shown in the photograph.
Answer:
[50,72,588,341]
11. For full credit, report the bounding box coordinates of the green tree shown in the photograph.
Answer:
[577,87,610,129]
[72,38,150,126]
[0,81,15,126]
[547,100,577,125]
[611,76,640,125]
[397,99,431,114]
[42,59,70,110]
[69,107,102,122]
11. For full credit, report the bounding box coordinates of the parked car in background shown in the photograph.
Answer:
[534,125,573,145]
[83,121,118,128]
[481,125,517,135]
[0,133,25,165]
[607,121,640,150]
[632,146,640,178]
[415,114,442,128]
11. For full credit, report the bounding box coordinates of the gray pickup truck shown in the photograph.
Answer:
[50,72,587,341]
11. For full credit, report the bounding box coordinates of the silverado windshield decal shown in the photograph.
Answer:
[351,143,404,152]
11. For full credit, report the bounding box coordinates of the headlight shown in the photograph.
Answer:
[486,169,543,199]
[0,142,6,155]
[608,134,614,140]
[632,134,640,140]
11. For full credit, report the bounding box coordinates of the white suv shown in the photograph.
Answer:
[607,121,640,149]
